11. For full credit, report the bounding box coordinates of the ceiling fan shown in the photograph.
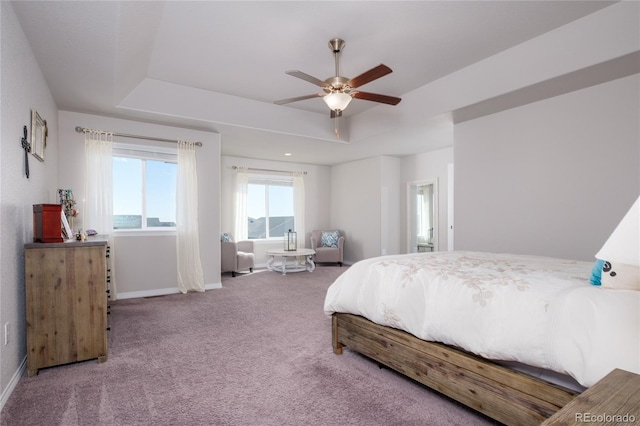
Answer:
[274,38,401,139]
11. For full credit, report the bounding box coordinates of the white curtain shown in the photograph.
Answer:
[233,167,249,240]
[176,141,204,293]
[293,172,305,248]
[84,131,117,299]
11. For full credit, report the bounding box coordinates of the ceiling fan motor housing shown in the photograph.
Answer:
[324,76,350,94]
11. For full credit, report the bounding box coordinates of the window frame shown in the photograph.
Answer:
[247,174,295,241]
[112,143,178,234]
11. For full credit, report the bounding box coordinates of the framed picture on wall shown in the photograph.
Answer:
[30,109,47,162]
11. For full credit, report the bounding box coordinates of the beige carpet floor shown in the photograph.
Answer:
[1,266,497,425]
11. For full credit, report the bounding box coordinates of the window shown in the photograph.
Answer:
[247,176,294,239]
[112,145,177,230]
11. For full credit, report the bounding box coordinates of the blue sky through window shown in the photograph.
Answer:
[113,157,142,216]
[113,157,177,225]
[146,160,177,223]
[247,184,293,219]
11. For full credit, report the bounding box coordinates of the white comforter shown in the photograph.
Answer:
[324,251,640,387]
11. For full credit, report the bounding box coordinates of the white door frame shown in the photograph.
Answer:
[406,178,439,253]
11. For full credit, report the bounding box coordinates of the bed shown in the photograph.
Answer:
[324,251,640,425]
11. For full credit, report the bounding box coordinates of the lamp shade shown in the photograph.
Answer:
[323,92,352,111]
[596,195,640,266]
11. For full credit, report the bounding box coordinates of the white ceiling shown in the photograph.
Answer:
[11,0,619,165]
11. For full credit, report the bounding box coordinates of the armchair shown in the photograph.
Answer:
[221,233,255,277]
[310,230,345,266]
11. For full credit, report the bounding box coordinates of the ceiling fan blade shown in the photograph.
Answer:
[353,91,401,106]
[286,70,328,88]
[347,64,392,88]
[274,93,323,105]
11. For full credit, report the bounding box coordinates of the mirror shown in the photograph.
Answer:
[31,109,47,162]
[407,179,438,253]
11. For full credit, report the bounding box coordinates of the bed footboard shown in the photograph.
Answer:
[331,313,578,426]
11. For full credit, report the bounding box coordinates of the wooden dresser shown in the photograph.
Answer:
[25,237,110,376]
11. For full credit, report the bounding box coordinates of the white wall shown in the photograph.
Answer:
[380,156,401,256]
[331,158,378,261]
[0,0,59,407]
[331,156,402,262]
[220,155,331,266]
[58,111,222,297]
[454,74,640,261]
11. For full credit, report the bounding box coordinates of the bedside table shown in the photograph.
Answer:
[542,369,640,425]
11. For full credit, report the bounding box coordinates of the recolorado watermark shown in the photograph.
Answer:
[575,412,636,423]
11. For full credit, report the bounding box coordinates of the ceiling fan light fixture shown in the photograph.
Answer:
[323,92,352,112]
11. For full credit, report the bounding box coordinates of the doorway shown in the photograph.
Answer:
[407,179,438,253]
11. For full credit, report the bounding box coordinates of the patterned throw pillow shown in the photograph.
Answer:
[220,233,232,242]
[321,231,340,248]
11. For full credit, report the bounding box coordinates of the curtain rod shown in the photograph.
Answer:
[232,166,307,175]
[75,126,202,146]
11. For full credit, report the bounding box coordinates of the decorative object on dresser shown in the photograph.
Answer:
[32,204,64,243]
[58,188,79,231]
[310,230,344,266]
[24,237,109,376]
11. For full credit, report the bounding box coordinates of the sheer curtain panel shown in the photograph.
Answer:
[84,131,117,299]
[293,172,305,248]
[176,141,205,293]
[233,167,249,240]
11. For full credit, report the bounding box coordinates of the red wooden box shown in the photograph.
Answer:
[33,204,63,243]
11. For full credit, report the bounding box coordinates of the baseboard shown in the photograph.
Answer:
[204,282,223,291]
[117,282,222,300]
[0,356,26,412]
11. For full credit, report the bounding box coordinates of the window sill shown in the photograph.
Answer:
[251,238,285,244]
[113,229,176,237]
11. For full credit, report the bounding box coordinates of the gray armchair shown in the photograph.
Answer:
[221,234,255,277]
[310,230,345,266]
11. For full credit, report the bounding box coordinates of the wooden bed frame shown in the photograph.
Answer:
[332,313,579,425]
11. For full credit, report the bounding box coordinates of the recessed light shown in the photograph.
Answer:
[284,153,292,156]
